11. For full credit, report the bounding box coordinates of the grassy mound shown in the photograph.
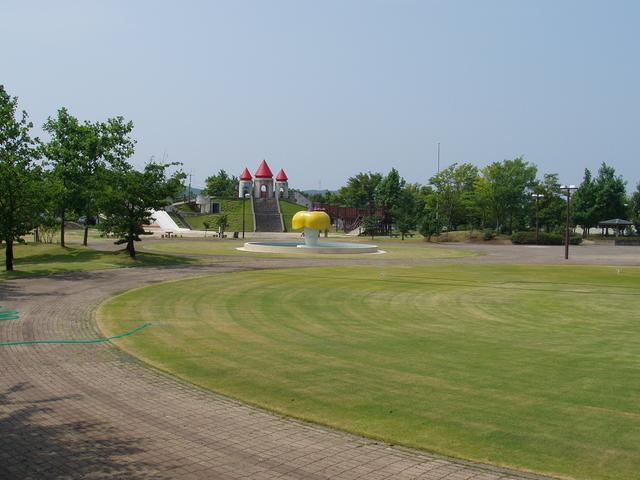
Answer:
[98,264,640,480]
[279,200,307,231]
[185,198,254,232]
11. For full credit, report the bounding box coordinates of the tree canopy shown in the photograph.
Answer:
[339,172,383,209]
[98,161,185,257]
[376,168,405,210]
[481,157,537,234]
[592,163,627,221]
[0,85,43,271]
[42,108,135,246]
[203,169,238,197]
[572,169,598,236]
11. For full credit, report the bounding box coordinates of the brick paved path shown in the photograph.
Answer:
[0,246,594,479]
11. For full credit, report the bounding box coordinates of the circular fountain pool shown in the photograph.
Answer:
[240,241,380,254]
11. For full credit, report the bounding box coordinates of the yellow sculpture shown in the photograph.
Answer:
[292,211,331,231]
[292,211,331,247]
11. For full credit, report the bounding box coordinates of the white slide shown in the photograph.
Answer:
[148,210,191,232]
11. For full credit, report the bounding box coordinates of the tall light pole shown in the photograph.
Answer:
[531,193,544,245]
[242,192,250,239]
[435,142,441,225]
[561,185,577,260]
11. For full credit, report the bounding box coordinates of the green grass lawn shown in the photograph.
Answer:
[185,198,254,232]
[141,238,474,259]
[0,243,193,279]
[279,199,307,232]
[98,264,640,480]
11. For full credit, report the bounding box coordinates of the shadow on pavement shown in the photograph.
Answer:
[0,383,173,479]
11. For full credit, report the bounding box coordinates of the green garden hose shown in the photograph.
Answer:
[0,322,151,347]
[0,306,19,321]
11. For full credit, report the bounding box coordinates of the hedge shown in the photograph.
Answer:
[511,231,583,245]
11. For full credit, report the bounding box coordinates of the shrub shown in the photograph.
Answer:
[482,229,495,241]
[511,231,582,245]
[362,215,382,240]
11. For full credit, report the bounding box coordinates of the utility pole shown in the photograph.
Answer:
[561,185,577,259]
[435,142,440,224]
[188,172,192,203]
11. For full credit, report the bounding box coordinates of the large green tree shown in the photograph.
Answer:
[375,168,405,211]
[533,173,565,233]
[42,108,83,247]
[43,110,135,247]
[571,169,598,236]
[592,163,627,222]
[0,86,43,271]
[429,163,479,231]
[98,161,185,257]
[391,188,418,240]
[472,176,494,230]
[76,118,135,246]
[203,169,238,197]
[339,172,383,210]
[481,157,537,234]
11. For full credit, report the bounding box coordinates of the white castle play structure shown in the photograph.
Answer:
[238,160,289,199]
[149,160,304,234]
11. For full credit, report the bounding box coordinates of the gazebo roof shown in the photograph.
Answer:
[239,167,252,181]
[598,218,632,226]
[255,160,273,178]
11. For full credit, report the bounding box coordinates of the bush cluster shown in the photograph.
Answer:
[511,231,583,245]
[482,229,496,241]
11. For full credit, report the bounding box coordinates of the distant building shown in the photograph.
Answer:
[238,159,289,199]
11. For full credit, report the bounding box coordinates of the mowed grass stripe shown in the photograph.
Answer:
[97,264,640,480]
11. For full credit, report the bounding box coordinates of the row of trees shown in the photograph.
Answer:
[0,85,184,270]
[312,159,638,239]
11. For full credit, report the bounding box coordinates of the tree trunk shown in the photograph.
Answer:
[83,225,89,246]
[5,240,14,271]
[127,237,136,258]
[60,207,66,247]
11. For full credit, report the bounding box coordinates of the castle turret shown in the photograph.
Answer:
[238,167,252,197]
[253,160,274,198]
[275,169,289,199]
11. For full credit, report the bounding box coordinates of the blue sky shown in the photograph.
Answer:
[2,0,638,190]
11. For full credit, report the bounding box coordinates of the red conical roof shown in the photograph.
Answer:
[240,167,252,181]
[276,169,288,181]
[255,159,273,178]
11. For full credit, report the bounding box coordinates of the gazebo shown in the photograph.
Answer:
[598,218,632,236]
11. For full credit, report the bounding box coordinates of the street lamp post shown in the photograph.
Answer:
[242,192,250,239]
[561,185,577,260]
[531,193,544,245]
[435,142,440,224]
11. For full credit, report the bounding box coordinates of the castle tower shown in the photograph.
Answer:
[253,160,274,198]
[275,169,289,199]
[238,167,253,197]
